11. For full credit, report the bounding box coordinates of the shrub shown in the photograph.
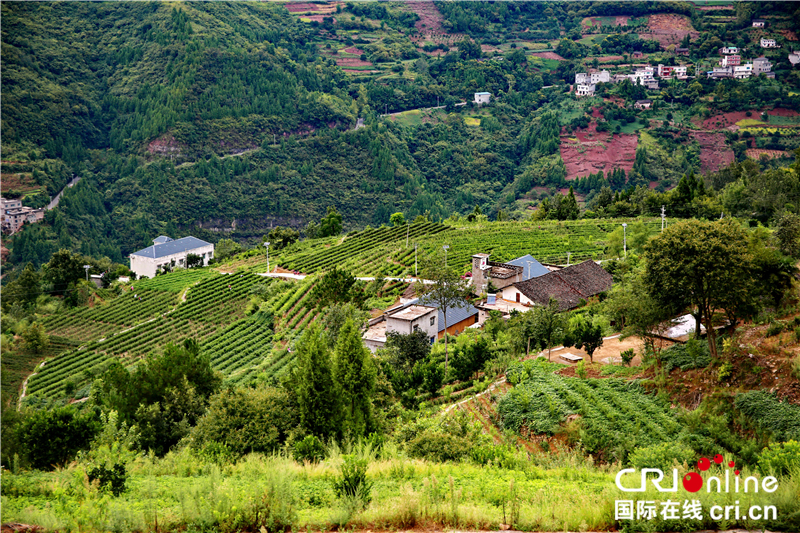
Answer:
[575,359,587,379]
[293,435,325,463]
[620,348,635,367]
[16,406,100,470]
[758,440,800,476]
[717,361,733,382]
[628,442,694,470]
[332,454,372,507]
[87,463,127,496]
[767,321,786,337]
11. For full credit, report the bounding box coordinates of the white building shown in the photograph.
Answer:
[734,64,753,79]
[673,65,689,78]
[129,236,214,279]
[789,51,800,66]
[363,304,438,352]
[575,70,610,85]
[575,83,596,97]
[752,19,767,28]
[761,38,778,48]
[1,197,44,234]
[720,46,739,55]
[474,92,491,105]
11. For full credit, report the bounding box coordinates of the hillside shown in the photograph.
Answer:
[3,1,800,274]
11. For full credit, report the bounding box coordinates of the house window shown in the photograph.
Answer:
[430,316,435,326]
[430,336,435,345]
[516,292,520,303]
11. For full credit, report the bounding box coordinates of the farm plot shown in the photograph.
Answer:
[202,314,274,383]
[498,363,683,452]
[41,289,179,343]
[171,272,265,324]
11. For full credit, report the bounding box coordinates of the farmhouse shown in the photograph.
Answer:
[470,253,551,294]
[362,296,480,352]
[657,64,674,78]
[753,57,775,77]
[675,47,689,56]
[129,235,214,279]
[752,19,767,28]
[761,38,778,48]
[474,92,491,105]
[575,83,596,97]
[634,99,653,110]
[734,64,754,79]
[719,46,739,55]
[1,197,44,234]
[721,55,741,67]
[500,260,613,311]
[632,51,643,59]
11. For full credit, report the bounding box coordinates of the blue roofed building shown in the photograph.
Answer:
[129,236,214,279]
[505,254,550,281]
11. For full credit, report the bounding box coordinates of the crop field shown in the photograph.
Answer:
[274,219,660,276]
[29,271,317,399]
[499,365,682,449]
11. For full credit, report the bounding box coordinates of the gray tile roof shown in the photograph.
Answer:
[408,295,479,332]
[130,236,212,259]
[506,254,550,280]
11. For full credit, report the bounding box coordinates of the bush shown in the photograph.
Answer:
[717,361,733,382]
[332,454,372,507]
[758,440,800,476]
[16,406,100,470]
[87,463,127,496]
[293,435,325,463]
[767,321,786,337]
[628,442,694,470]
[620,348,635,367]
[575,359,587,379]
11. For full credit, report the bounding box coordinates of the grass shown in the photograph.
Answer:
[737,118,768,127]
[464,116,481,127]
[3,442,798,532]
[577,34,608,46]
[767,114,800,125]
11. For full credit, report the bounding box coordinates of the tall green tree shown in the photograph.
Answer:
[643,219,756,358]
[311,267,365,309]
[319,206,343,238]
[775,212,800,258]
[534,297,566,361]
[293,323,340,440]
[415,257,472,374]
[2,262,42,311]
[43,249,85,295]
[333,318,376,438]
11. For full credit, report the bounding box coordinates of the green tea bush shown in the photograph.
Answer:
[660,340,711,372]
[758,440,800,476]
[735,391,800,442]
[628,441,694,470]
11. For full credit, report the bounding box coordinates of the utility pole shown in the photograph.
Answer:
[83,265,91,282]
[661,205,666,231]
[415,243,418,278]
[443,244,449,267]
[622,223,628,258]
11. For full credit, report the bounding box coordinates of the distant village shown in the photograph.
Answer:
[574,18,794,100]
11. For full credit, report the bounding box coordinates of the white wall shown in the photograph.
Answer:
[130,244,214,279]
[501,286,533,305]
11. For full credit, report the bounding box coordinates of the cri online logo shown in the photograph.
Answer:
[616,453,779,493]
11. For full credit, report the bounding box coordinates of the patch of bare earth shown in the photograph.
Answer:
[639,13,699,48]
[147,134,184,157]
[559,121,638,181]
[691,131,734,174]
[746,149,788,160]
[406,1,445,35]
[779,29,798,41]
[336,57,372,67]
[531,51,565,61]
[0,172,39,192]
[284,2,340,14]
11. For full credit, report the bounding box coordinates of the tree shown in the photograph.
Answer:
[319,206,343,238]
[185,253,203,268]
[96,338,222,455]
[775,212,800,258]
[214,239,243,261]
[310,267,365,309]
[564,317,604,363]
[457,39,481,60]
[2,262,41,310]
[267,226,300,250]
[16,406,100,470]
[21,322,50,354]
[390,212,406,227]
[643,219,756,358]
[292,323,340,440]
[44,249,84,295]
[333,318,376,438]
[534,298,566,361]
[415,258,472,374]
[386,329,431,375]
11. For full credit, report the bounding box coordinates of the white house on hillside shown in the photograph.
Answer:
[129,236,214,279]
[474,92,491,104]
[761,38,778,48]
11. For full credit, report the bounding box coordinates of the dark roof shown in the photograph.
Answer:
[636,99,653,104]
[408,295,479,332]
[514,275,585,311]
[506,254,550,281]
[514,260,612,311]
[130,236,212,259]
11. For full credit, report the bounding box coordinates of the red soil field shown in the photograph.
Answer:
[560,121,638,181]
[698,108,800,129]
[691,131,734,174]
[531,51,565,61]
[336,57,372,67]
[284,2,338,14]
[639,14,698,47]
[746,149,788,160]
[595,55,623,62]
[406,1,445,35]
[342,47,363,55]
[0,173,39,192]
